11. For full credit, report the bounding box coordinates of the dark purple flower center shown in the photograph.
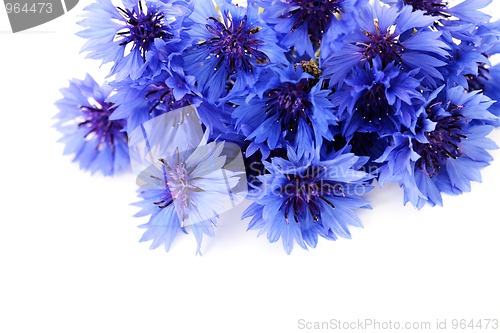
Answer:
[203,15,269,74]
[79,100,125,150]
[280,166,343,223]
[116,1,171,60]
[355,83,391,125]
[286,0,345,45]
[404,0,450,17]
[413,103,467,177]
[145,83,194,115]
[265,79,313,131]
[360,22,405,66]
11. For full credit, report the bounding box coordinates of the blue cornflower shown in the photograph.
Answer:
[331,56,423,137]
[259,0,367,56]
[232,66,337,159]
[453,23,500,122]
[377,86,498,209]
[478,65,500,122]
[322,0,450,87]
[134,136,244,255]
[183,0,287,102]
[110,56,226,133]
[475,20,500,56]
[78,0,190,81]
[243,147,372,254]
[445,41,490,88]
[427,5,498,89]
[386,0,492,24]
[54,75,130,176]
[454,22,500,124]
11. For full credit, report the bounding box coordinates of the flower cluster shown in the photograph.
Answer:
[55,0,500,254]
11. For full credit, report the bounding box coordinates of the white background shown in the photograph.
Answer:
[1,2,499,333]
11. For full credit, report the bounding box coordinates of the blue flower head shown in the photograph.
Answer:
[54,75,130,176]
[232,66,337,159]
[259,0,367,56]
[109,55,227,134]
[445,41,490,89]
[331,56,424,137]
[386,0,492,24]
[244,147,373,254]
[78,0,191,81]
[322,0,450,87]
[479,65,500,123]
[135,142,242,254]
[56,0,500,254]
[377,86,498,209]
[131,108,246,254]
[183,0,287,102]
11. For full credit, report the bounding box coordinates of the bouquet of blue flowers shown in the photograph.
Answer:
[55,0,500,254]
